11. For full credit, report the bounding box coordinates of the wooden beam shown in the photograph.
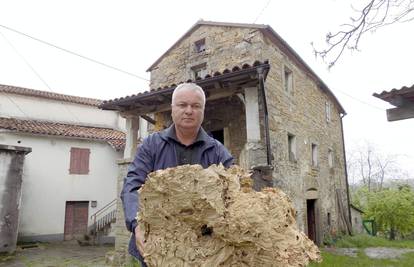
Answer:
[141,114,156,125]
[386,106,414,121]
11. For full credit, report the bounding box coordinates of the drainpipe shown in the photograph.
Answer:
[257,67,272,166]
[340,113,353,234]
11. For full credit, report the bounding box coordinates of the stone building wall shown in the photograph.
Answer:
[148,24,348,244]
[150,26,267,89]
[261,40,348,240]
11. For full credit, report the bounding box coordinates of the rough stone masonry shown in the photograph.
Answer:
[137,164,321,266]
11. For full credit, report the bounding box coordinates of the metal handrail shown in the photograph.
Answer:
[90,198,117,231]
[90,198,117,220]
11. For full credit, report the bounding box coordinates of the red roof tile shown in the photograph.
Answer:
[0,84,103,106]
[0,117,125,150]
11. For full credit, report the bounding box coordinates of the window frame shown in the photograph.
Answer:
[328,148,334,168]
[311,143,318,167]
[325,101,331,123]
[283,65,293,93]
[287,133,297,162]
[194,38,206,53]
[191,63,207,80]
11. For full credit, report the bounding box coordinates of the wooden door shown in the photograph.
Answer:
[306,199,317,242]
[64,201,89,240]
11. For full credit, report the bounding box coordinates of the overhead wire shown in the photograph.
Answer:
[0,24,149,82]
[0,29,81,123]
[253,0,272,23]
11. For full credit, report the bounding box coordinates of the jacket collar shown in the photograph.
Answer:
[160,125,213,146]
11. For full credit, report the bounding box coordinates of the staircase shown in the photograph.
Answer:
[86,199,117,245]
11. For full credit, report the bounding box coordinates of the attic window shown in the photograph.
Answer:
[195,38,206,53]
[191,63,207,80]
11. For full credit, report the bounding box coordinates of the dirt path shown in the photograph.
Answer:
[0,241,113,267]
[324,247,414,259]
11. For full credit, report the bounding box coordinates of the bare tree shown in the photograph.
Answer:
[347,141,406,191]
[313,0,414,68]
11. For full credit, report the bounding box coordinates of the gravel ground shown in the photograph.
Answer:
[0,241,113,267]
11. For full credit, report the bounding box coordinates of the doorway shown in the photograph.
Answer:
[64,201,89,240]
[306,199,317,242]
[210,129,224,144]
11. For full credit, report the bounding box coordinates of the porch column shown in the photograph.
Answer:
[124,116,139,159]
[111,114,140,265]
[139,116,148,140]
[244,87,261,142]
[240,87,272,191]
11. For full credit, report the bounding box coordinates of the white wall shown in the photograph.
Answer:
[1,132,121,239]
[0,93,125,131]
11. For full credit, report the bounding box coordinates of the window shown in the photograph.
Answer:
[325,101,331,122]
[69,147,90,174]
[288,133,296,162]
[284,66,293,92]
[191,63,207,80]
[194,38,206,53]
[328,148,334,168]
[311,143,318,167]
[327,212,331,226]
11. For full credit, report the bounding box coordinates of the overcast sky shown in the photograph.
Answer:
[1,0,413,178]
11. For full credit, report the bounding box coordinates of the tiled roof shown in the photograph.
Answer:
[0,117,125,150]
[101,59,345,115]
[373,84,414,106]
[0,84,103,106]
[101,60,269,107]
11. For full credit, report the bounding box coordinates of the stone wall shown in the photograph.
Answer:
[0,144,31,254]
[148,24,349,244]
[150,26,266,89]
[262,40,348,240]
[108,158,133,266]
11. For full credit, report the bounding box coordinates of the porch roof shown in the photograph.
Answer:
[373,84,414,107]
[99,61,270,115]
[373,84,414,121]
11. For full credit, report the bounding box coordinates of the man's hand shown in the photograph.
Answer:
[135,226,145,256]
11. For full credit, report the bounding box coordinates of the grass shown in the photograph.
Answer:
[309,235,414,267]
[310,251,414,267]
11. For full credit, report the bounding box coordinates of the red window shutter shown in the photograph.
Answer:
[80,149,90,174]
[69,148,90,175]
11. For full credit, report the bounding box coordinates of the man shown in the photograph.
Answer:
[121,83,234,266]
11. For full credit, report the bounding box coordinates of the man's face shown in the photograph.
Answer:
[171,88,205,132]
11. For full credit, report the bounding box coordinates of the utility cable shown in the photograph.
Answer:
[0,24,149,82]
[1,29,82,123]
[253,0,271,23]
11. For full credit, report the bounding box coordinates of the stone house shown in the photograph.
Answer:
[0,84,126,244]
[100,20,351,255]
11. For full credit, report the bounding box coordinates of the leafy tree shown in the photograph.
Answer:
[364,185,414,240]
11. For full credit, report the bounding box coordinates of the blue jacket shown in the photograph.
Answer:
[120,125,233,261]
